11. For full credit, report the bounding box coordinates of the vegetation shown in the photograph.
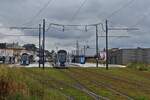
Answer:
[0,64,150,100]
[127,62,150,71]
[86,58,105,64]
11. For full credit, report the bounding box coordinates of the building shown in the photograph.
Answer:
[0,43,26,63]
[109,48,150,65]
[0,43,38,64]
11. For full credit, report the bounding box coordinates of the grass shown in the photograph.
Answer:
[0,64,150,100]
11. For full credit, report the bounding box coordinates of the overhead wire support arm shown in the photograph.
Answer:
[0,35,39,37]
[0,26,40,30]
[47,22,105,33]
[99,36,130,38]
[108,27,139,30]
[49,22,104,27]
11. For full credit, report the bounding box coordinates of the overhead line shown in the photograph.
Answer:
[48,23,96,26]
[47,25,94,32]
[99,36,130,38]
[21,0,53,26]
[132,11,150,27]
[46,22,105,32]
[0,26,39,30]
[46,0,136,32]
[0,34,39,37]
[86,0,136,27]
[108,27,139,30]
[70,0,88,22]
[106,0,136,19]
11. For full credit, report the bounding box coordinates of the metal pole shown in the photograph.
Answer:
[39,24,41,68]
[106,20,109,70]
[96,25,99,68]
[43,19,45,69]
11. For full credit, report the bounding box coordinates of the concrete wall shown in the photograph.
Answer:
[122,49,138,64]
[143,49,150,64]
[110,48,150,65]
[109,50,122,65]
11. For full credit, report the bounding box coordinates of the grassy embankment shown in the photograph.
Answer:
[0,64,150,100]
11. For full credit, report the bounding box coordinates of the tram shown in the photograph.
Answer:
[20,53,30,65]
[53,50,68,68]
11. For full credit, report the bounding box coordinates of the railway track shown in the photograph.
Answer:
[22,68,110,100]
[70,64,150,86]
[22,68,109,100]
[21,69,75,100]
[58,69,109,100]
[63,68,135,100]
[83,68,150,91]
[123,68,150,81]
[19,67,150,100]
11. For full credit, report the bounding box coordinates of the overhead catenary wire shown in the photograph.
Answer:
[46,21,138,35]
[21,0,53,26]
[48,0,136,29]
[83,0,137,27]
[0,34,39,37]
[2,0,139,33]
[46,24,95,32]
[47,22,97,27]
[0,26,40,30]
[108,27,139,30]
[70,0,88,22]
[46,22,106,33]
[131,10,150,27]
[0,24,95,33]
[99,36,130,38]
[106,0,136,20]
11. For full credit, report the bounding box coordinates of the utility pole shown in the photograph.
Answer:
[106,20,109,70]
[96,25,99,68]
[39,24,41,68]
[42,19,45,69]
[48,21,138,70]
[98,20,138,70]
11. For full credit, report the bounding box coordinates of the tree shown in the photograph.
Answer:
[23,44,37,51]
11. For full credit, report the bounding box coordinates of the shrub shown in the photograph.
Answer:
[0,76,28,99]
[127,62,148,71]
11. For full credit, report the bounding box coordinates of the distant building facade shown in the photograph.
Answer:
[0,43,37,64]
[0,43,26,63]
[109,48,150,65]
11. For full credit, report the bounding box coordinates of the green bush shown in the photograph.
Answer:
[127,62,149,71]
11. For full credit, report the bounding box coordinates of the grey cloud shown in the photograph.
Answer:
[0,0,150,51]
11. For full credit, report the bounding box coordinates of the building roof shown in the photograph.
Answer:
[0,43,25,50]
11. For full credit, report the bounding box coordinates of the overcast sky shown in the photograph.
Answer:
[0,0,150,54]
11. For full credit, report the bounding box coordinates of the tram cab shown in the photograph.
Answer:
[53,50,68,68]
[20,53,30,65]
